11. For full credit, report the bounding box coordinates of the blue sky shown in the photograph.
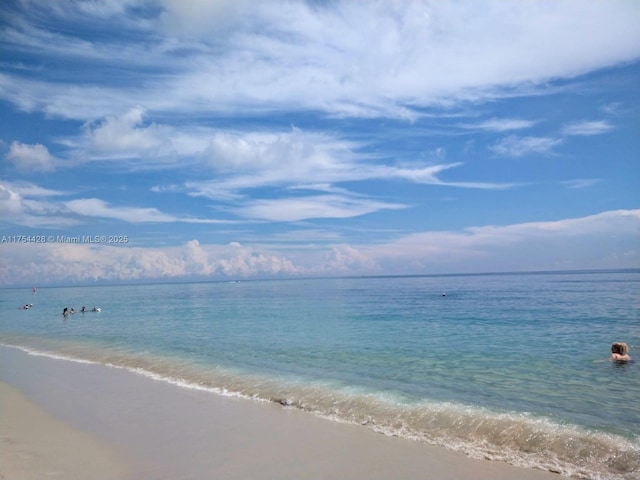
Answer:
[1,0,639,285]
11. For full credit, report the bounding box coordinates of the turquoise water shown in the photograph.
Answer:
[2,270,639,479]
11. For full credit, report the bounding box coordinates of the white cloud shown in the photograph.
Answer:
[1,1,638,120]
[159,0,253,36]
[64,198,178,223]
[489,120,614,159]
[322,245,380,274]
[1,209,637,285]
[186,128,371,199]
[0,239,299,285]
[0,180,240,227]
[41,112,512,201]
[161,1,640,117]
[561,120,614,136]
[0,183,26,216]
[601,102,623,115]
[53,113,517,199]
[233,195,406,222]
[490,135,563,157]
[461,118,536,132]
[561,179,603,189]
[85,107,174,158]
[63,198,235,224]
[0,181,75,227]
[0,181,64,198]
[5,142,58,172]
[201,128,360,180]
[0,73,121,119]
[203,135,446,187]
[364,209,640,273]
[186,128,516,200]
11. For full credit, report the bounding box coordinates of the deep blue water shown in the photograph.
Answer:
[2,270,639,479]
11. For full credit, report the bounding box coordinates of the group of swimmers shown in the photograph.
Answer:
[17,304,637,363]
[62,306,101,316]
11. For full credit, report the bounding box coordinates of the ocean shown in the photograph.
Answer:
[1,270,639,479]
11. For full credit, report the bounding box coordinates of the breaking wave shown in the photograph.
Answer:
[2,339,639,480]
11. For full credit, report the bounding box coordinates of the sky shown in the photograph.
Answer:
[1,0,639,286]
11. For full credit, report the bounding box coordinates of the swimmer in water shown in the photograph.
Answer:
[610,342,631,362]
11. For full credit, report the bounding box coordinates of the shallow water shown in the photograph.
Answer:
[2,270,639,479]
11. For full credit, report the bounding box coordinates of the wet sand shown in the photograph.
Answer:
[0,345,561,479]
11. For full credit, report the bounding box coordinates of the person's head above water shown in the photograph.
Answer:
[611,342,631,362]
[611,342,628,354]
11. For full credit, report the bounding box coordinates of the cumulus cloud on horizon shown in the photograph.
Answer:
[1,209,638,286]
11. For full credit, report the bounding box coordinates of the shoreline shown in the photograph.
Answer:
[0,345,562,480]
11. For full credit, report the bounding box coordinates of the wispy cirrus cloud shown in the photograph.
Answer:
[0,181,65,198]
[0,180,235,227]
[489,118,615,158]
[190,129,516,196]
[64,198,178,223]
[156,0,640,118]
[1,1,639,120]
[199,128,362,181]
[232,195,406,222]
[460,118,537,132]
[490,135,563,157]
[64,198,234,224]
[53,108,520,201]
[0,181,76,227]
[24,114,516,225]
[561,178,603,189]
[561,120,613,136]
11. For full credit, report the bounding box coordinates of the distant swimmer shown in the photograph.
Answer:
[610,342,631,362]
[91,307,101,312]
[63,307,69,316]
[22,304,32,310]
[81,306,86,313]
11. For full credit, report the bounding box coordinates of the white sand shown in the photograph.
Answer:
[0,381,128,480]
[0,345,561,479]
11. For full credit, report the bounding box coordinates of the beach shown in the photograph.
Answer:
[0,380,128,480]
[0,345,564,480]
[1,273,638,479]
